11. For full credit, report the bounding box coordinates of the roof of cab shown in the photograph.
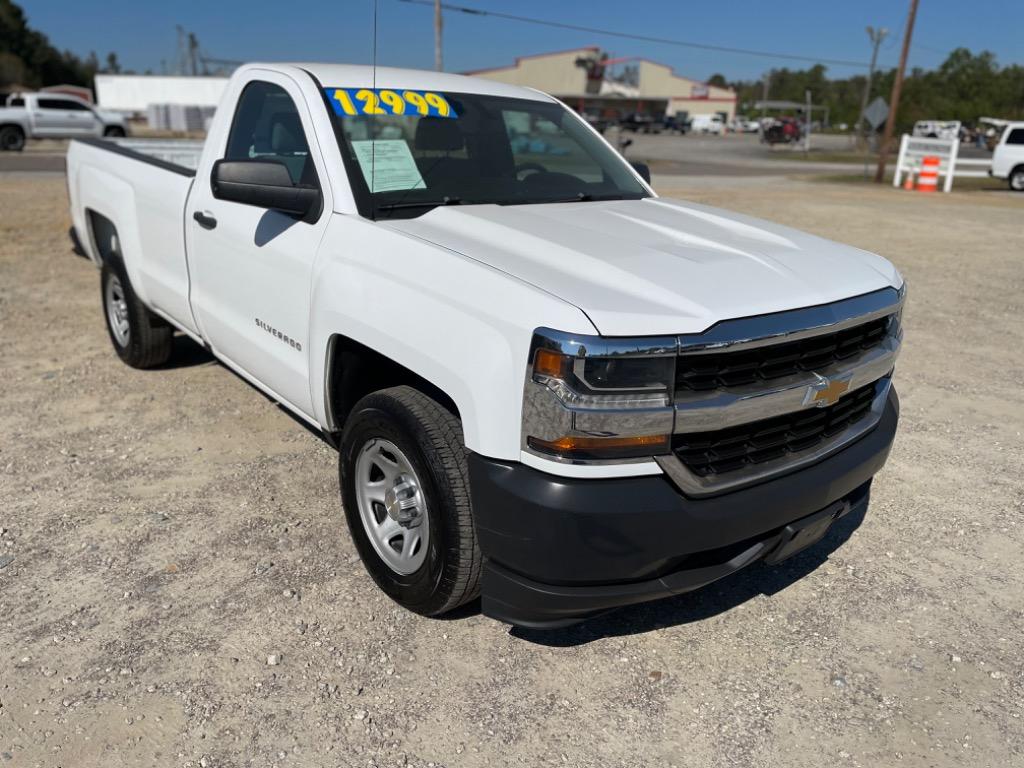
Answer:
[245,62,556,103]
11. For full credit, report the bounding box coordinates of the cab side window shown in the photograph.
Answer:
[1006,129,1024,146]
[38,98,90,111]
[225,81,315,185]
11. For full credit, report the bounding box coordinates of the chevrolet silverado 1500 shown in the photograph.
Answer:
[66,63,903,628]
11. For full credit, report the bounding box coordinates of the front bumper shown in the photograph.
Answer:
[470,388,899,628]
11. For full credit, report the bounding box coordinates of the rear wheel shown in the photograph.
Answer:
[101,259,173,368]
[339,386,481,617]
[103,126,126,138]
[0,125,25,152]
[1009,166,1024,192]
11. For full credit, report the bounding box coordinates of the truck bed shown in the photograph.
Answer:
[67,137,200,336]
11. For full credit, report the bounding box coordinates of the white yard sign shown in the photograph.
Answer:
[893,134,991,193]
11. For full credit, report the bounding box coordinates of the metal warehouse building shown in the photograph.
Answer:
[465,46,737,122]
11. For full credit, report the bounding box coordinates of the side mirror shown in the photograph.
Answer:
[631,162,651,184]
[211,159,320,219]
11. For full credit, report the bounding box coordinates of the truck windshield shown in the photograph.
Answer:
[327,90,649,218]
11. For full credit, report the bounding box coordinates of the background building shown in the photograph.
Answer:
[94,74,228,115]
[465,46,737,122]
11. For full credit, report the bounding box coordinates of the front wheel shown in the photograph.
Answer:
[339,386,481,617]
[101,260,173,368]
[104,126,126,138]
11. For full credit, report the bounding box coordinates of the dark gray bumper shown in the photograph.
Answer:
[469,388,899,628]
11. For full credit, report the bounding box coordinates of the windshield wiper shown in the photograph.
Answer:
[548,192,594,203]
[376,196,463,212]
[503,192,641,206]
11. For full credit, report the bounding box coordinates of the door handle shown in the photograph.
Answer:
[193,211,217,230]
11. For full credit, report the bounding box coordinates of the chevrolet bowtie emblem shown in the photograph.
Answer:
[804,373,853,408]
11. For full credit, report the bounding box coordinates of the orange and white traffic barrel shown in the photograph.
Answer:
[916,155,940,192]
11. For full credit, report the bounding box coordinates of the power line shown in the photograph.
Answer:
[396,0,870,69]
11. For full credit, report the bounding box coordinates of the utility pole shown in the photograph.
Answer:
[874,0,919,183]
[857,26,888,149]
[760,74,769,119]
[434,0,443,71]
[804,89,811,154]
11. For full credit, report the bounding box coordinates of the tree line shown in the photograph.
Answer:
[714,48,1024,129]
[3,0,1022,129]
[0,0,126,91]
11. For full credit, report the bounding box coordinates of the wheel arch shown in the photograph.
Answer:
[85,208,121,265]
[1009,164,1024,191]
[322,333,461,440]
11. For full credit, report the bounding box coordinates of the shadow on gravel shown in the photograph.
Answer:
[510,505,867,647]
[153,334,216,370]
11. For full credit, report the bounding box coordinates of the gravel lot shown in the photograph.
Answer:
[1,175,1022,768]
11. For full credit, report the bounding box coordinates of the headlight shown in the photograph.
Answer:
[522,329,677,462]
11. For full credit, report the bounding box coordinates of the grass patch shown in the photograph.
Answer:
[765,150,889,164]
[807,172,1008,192]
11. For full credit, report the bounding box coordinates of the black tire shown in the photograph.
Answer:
[1009,166,1024,192]
[339,386,481,617]
[103,126,126,138]
[0,125,25,152]
[100,258,173,368]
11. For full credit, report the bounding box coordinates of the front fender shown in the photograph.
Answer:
[308,214,595,460]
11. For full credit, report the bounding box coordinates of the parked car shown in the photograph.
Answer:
[912,120,962,141]
[66,62,903,628]
[729,115,760,133]
[990,121,1024,191]
[761,117,802,145]
[0,92,127,150]
[690,114,725,134]
[617,112,661,133]
[661,114,688,134]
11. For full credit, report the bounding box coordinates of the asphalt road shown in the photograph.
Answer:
[3,132,993,177]
[0,152,66,173]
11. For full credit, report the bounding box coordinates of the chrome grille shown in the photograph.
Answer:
[673,382,878,477]
[658,286,904,497]
[675,315,892,392]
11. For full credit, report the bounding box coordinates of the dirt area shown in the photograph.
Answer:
[1,175,1022,768]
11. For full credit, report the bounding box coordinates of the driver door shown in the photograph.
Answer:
[187,74,331,418]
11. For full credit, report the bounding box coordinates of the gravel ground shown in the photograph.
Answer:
[1,175,1022,768]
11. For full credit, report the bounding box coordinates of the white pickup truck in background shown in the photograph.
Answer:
[66,62,904,628]
[991,122,1024,191]
[0,92,127,151]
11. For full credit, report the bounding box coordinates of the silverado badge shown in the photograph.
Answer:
[804,373,853,408]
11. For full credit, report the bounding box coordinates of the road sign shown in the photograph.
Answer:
[864,97,889,129]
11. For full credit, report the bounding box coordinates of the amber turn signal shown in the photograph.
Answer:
[527,433,671,461]
[533,348,570,379]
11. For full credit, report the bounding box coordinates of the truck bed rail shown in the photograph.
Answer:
[72,137,201,177]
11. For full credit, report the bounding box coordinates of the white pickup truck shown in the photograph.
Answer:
[0,92,127,150]
[991,122,1024,191]
[67,63,904,628]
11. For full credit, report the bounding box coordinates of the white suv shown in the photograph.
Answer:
[991,123,1024,191]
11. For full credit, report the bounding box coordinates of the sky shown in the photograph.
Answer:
[22,0,1024,83]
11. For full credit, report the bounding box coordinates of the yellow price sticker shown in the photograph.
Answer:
[327,88,455,118]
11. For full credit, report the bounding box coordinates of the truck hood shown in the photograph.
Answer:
[383,197,901,336]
